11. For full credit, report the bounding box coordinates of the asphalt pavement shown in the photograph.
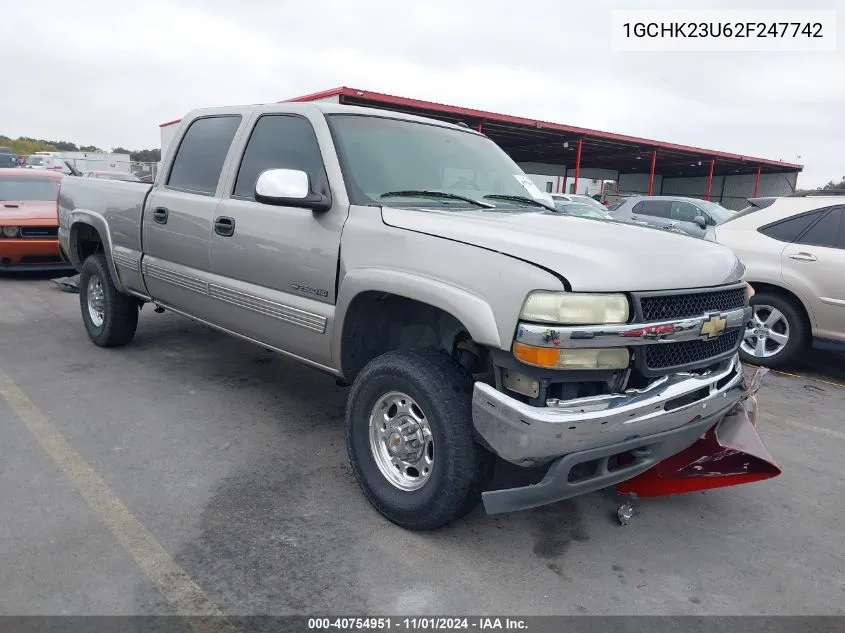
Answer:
[1,273,843,617]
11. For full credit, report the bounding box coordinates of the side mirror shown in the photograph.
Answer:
[254,168,331,211]
[693,215,707,229]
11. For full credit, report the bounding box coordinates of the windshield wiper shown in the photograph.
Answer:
[482,194,555,211]
[380,190,495,209]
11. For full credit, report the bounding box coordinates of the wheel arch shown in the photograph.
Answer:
[747,280,815,335]
[333,269,502,382]
[68,212,126,293]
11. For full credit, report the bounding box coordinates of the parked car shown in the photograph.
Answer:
[0,147,17,169]
[0,169,71,271]
[707,190,845,367]
[551,200,610,219]
[609,195,735,238]
[551,193,608,212]
[58,101,778,530]
[83,170,141,182]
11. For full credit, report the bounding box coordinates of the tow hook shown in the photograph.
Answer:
[154,305,165,313]
[617,492,639,526]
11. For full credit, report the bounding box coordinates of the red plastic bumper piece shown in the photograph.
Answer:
[616,398,781,497]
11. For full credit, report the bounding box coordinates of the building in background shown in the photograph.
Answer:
[159,87,802,209]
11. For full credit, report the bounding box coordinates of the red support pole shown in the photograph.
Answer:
[573,138,583,194]
[753,166,761,197]
[476,122,483,133]
[706,159,715,201]
[647,150,657,195]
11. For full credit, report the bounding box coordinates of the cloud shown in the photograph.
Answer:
[1,0,842,185]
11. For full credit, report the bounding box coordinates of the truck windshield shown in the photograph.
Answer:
[0,178,59,201]
[327,114,548,210]
[25,156,44,167]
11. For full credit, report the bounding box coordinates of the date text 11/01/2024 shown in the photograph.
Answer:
[308,618,528,630]
[622,21,824,38]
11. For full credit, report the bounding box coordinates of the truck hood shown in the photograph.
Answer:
[381,206,744,292]
[0,201,59,222]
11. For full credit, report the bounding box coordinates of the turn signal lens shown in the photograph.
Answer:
[513,343,630,370]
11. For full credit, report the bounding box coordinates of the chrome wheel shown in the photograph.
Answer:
[86,275,106,327]
[368,391,434,491]
[742,304,790,359]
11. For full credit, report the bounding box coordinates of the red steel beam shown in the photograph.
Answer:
[647,150,657,195]
[573,138,583,194]
[706,159,715,200]
[753,166,761,197]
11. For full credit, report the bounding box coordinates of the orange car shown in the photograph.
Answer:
[0,169,71,272]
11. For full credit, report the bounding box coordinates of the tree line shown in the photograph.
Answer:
[820,177,845,190]
[0,134,160,163]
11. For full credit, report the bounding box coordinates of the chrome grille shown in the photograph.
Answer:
[638,286,746,321]
[644,330,741,372]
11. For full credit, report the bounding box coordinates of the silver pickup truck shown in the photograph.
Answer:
[58,102,779,530]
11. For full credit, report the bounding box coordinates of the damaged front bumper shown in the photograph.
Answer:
[471,355,779,514]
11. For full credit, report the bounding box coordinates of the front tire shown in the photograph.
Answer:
[346,348,494,530]
[739,291,807,368]
[79,253,138,347]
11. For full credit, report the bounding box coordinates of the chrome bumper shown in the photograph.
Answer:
[472,353,745,466]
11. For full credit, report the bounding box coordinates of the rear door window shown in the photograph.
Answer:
[633,200,671,218]
[167,115,242,195]
[758,210,825,242]
[796,208,843,249]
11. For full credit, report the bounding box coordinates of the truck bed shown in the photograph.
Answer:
[58,176,153,260]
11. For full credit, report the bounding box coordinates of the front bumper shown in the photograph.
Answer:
[473,353,745,466]
[0,238,71,271]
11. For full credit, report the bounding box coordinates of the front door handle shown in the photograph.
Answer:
[152,207,169,224]
[214,216,236,237]
[790,252,817,262]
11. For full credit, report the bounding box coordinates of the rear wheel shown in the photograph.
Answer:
[79,253,138,347]
[739,291,807,368]
[346,348,494,530]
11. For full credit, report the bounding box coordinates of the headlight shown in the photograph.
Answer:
[513,343,630,370]
[1,226,20,238]
[520,291,629,324]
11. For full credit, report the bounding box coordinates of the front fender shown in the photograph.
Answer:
[67,211,126,294]
[332,267,503,364]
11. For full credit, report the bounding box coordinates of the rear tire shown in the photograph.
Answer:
[739,291,807,368]
[346,348,495,530]
[79,253,138,347]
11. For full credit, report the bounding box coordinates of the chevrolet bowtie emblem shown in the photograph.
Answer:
[700,314,727,339]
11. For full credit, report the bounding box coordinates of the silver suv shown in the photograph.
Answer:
[710,191,845,367]
[610,195,735,238]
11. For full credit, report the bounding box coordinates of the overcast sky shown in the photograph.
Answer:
[1,0,842,186]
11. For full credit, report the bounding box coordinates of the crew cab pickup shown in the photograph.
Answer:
[58,102,779,530]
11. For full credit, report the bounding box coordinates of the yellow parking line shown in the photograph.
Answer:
[770,369,845,391]
[0,369,237,633]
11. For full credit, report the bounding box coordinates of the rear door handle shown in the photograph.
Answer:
[790,252,817,262]
[214,216,236,237]
[152,207,169,224]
